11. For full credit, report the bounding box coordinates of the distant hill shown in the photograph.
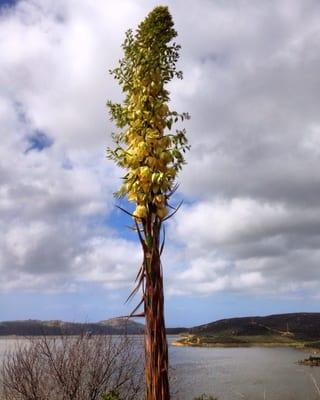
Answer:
[173,313,320,348]
[0,317,186,336]
[2,313,318,341]
[0,318,144,336]
[190,313,320,340]
[98,318,144,334]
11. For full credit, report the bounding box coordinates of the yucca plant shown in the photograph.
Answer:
[107,6,190,400]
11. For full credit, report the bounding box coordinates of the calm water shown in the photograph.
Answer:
[168,337,320,400]
[1,337,320,400]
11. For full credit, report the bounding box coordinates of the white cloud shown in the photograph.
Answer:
[0,0,146,293]
[1,0,320,301]
[167,254,265,296]
[73,237,141,289]
[167,197,320,296]
[173,199,289,247]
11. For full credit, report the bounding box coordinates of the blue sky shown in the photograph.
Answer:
[1,0,320,327]
[0,0,17,8]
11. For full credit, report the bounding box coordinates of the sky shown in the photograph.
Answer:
[1,0,320,327]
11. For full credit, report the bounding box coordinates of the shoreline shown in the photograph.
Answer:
[172,341,305,349]
[171,337,320,353]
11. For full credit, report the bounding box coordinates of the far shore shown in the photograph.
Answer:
[172,334,320,353]
[172,340,306,349]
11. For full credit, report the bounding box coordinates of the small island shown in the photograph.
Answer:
[298,356,320,366]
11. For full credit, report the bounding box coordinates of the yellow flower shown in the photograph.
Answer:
[146,156,158,169]
[160,104,169,116]
[156,207,168,219]
[133,205,147,219]
[154,194,165,207]
[138,141,148,151]
[141,181,151,193]
[139,166,152,182]
[146,129,160,140]
[166,167,176,178]
[127,192,137,202]
[160,136,171,147]
[159,151,172,163]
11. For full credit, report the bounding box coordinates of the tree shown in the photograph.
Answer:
[107,6,190,400]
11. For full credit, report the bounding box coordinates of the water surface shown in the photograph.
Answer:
[168,337,320,400]
[1,337,320,400]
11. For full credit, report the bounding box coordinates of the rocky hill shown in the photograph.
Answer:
[0,318,143,336]
[174,313,320,348]
[0,317,186,336]
[2,313,319,341]
[190,312,320,340]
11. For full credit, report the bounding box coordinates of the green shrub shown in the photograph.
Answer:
[193,394,218,400]
[100,392,120,400]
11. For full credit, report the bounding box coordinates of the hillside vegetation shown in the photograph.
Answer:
[0,318,186,336]
[174,313,320,349]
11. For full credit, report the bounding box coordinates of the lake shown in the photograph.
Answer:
[1,336,320,400]
[168,337,320,400]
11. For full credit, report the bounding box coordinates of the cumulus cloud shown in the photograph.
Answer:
[0,0,144,293]
[1,0,320,302]
[73,237,141,289]
[176,0,320,208]
[169,198,320,296]
[159,0,320,299]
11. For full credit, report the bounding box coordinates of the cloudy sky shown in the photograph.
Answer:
[1,0,320,327]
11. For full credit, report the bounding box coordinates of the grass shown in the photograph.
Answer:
[173,333,311,349]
